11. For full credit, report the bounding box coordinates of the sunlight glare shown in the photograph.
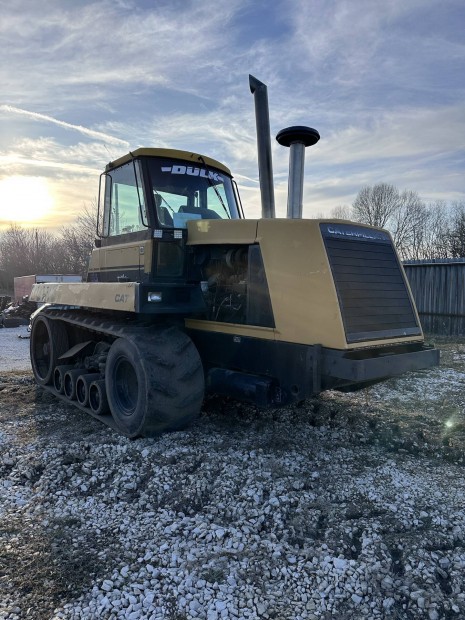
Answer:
[0,176,54,224]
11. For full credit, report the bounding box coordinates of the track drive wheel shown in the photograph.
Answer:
[30,315,69,386]
[105,328,204,438]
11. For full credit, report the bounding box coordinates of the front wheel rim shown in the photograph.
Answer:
[113,357,139,415]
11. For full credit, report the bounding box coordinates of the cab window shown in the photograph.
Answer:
[103,161,147,236]
[147,157,240,228]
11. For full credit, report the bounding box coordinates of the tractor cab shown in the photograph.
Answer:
[98,148,242,239]
[147,152,242,228]
[89,149,242,286]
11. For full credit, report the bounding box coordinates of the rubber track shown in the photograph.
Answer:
[36,308,168,437]
[39,308,155,341]
[41,386,122,433]
[135,326,204,436]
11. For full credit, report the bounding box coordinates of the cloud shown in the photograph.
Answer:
[0,137,115,181]
[0,0,248,106]
[0,153,98,177]
[0,105,128,147]
[0,0,464,231]
[316,104,465,165]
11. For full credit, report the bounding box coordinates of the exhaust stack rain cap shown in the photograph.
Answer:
[276,126,320,219]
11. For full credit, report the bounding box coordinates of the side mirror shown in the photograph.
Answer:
[94,238,101,248]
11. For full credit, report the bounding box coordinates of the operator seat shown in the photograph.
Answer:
[179,205,221,219]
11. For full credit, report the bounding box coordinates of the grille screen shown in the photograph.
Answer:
[321,224,421,343]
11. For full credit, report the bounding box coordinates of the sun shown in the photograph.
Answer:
[0,176,54,225]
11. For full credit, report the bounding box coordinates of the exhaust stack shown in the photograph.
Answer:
[249,75,275,219]
[276,126,320,219]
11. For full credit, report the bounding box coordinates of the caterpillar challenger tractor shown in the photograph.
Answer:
[29,76,439,438]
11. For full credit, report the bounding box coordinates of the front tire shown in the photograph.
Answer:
[105,329,204,438]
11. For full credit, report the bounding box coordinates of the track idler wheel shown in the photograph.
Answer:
[30,316,69,386]
[105,329,204,438]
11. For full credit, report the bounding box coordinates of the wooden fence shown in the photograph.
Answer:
[403,259,465,335]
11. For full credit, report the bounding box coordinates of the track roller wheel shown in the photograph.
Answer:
[105,328,204,438]
[89,380,109,415]
[30,315,69,386]
[76,373,100,407]
[64,369,87,400]
[54,365,75,393]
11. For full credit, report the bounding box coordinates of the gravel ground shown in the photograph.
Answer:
[1,335,465,620]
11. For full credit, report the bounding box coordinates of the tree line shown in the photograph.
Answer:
[1,185,465,293]
[332,183,465,260]
[0,204,97,293]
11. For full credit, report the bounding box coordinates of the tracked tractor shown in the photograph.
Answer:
[29,76,439,438]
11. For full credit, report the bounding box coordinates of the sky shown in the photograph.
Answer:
[0,0,464,231]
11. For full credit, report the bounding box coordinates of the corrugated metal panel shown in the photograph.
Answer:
[404,260,465,317]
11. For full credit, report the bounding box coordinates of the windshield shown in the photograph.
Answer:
[147,157,240,228]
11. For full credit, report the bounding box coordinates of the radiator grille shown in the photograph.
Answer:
[321,224,421,343]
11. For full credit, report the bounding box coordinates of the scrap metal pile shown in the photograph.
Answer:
[0,297,36,328]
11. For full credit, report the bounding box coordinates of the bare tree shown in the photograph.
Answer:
[351,184,457,260]
[0,225,62,280]
[448,202,465,258]
[420,201,451,259]
[330,204,353,220]
[59,201,99,277]
[0,201,99,288]
[390,190,427,260]
[352,183,401,228]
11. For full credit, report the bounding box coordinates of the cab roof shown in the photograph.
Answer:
[105,148,232,176]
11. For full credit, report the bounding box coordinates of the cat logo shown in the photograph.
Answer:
[115,294,129,303]
[161,165,223,183]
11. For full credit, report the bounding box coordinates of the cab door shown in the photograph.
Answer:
[88,160,153,283]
